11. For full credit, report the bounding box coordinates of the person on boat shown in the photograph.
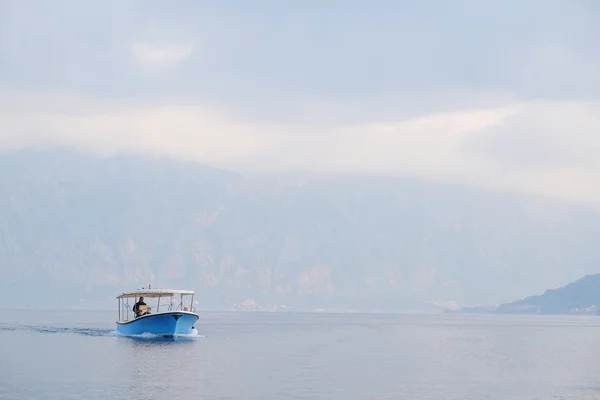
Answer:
[133,296,149,317]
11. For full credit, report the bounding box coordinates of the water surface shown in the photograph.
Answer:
[2,310,600,399]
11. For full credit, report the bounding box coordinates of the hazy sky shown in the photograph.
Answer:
[1,1,599,202]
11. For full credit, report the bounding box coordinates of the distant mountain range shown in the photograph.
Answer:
[1,148,600,310]
[452,274,600,315]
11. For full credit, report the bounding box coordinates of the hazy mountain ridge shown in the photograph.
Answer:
[493,274,600,315]
[1,149,600,310]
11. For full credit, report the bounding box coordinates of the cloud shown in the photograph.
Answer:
[0,90,269,166]
[2,1,598,114]
[131,41,194,69]
[462,101,600,169]
[1,1,600,204]
[2,89,600,203]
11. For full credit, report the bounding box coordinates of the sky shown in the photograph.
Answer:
[1,0,600,203]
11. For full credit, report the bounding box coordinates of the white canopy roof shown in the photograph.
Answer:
[116,288,195,299]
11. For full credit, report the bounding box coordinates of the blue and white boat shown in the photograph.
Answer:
[115,288,199,336]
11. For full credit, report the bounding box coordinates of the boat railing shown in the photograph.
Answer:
[117,294,197,321]
[174,303,196,312]
[117,303,132,322]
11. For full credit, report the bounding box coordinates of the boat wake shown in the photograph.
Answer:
[0,324,205,339]
[0,324,115,336]
[112,330,204,340]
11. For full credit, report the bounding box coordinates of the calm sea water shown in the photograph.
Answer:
[2,310,600,399]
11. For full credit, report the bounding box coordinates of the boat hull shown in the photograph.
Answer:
[116,311,199,336]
